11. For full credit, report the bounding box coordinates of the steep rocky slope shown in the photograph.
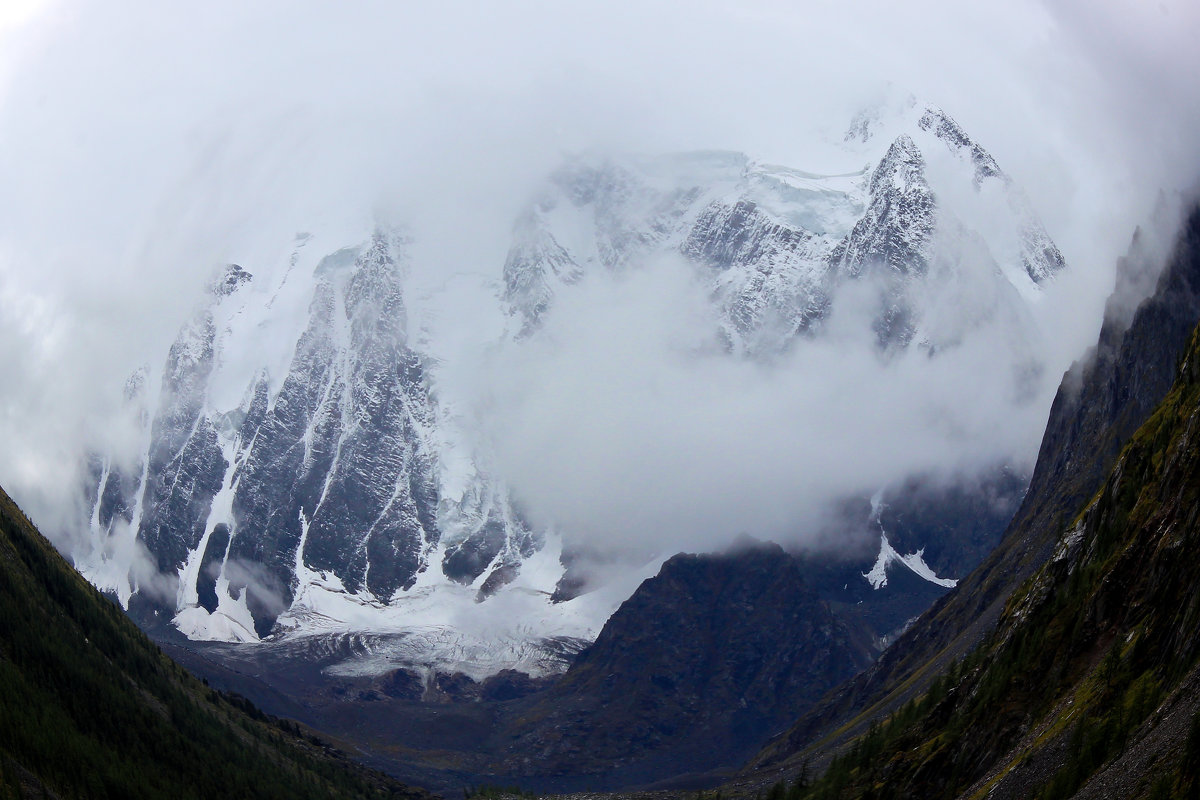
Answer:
[506,104,1063,354]
[743,203,1200,792]
[758,318,1200,799]
[0,483,430,800]
[85,236,450,641]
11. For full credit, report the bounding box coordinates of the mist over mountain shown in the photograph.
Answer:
[740,206,1200,800]
[2,2,1200,796]
[57,101,1075,662]
[3,1,1198,541]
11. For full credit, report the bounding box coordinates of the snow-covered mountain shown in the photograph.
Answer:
[76,100,1066,674]
[504,102,1063,354]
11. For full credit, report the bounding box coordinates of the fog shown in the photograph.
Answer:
[480,254,1049,553]
[0,0,1198,559]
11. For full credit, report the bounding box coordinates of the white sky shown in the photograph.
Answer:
[0,0,1198,544]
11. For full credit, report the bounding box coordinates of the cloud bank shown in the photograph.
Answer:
[0,0,1197,558]
[479,251,1047,554]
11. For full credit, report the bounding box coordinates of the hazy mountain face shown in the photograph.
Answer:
[73,102,1071,672]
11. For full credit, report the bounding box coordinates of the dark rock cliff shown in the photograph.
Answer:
[494,540,873,788]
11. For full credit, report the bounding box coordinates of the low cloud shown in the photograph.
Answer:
[480,253,1055,554]
[221,558,288,621]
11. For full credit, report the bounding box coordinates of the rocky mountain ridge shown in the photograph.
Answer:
[505,103,1063,353]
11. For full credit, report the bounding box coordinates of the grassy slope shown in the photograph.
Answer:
[0,485,434,800]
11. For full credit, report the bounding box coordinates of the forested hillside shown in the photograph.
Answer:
[0,486,432,800]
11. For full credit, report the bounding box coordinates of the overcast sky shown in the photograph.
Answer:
[0,0,1198,549]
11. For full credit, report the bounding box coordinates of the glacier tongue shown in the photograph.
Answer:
[271,529,666,679]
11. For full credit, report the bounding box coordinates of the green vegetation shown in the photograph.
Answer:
[0,487,430,800]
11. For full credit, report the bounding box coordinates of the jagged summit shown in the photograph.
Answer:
[79,226,619,656]
[504,101,1063,354]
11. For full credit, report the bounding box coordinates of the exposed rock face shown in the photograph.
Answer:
[440,482,538,595]
[830,135,933,345]
[502,206,587,332]
[916,107,1064,283]
[495,541,873,786]
[139,310,225,574]
[1028,207,1200,539]
[80,232,552,648]
[684,197,835,348]
[504,105,1063,358]
[87,236,446,638]
[225,236,440,629]
[833,135,934,280]
[236,237,439,599]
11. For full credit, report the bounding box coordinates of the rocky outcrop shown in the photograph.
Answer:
[495,541,873,787]
[85,238,448,638]
[138,309,226,574]
[917,106,1065,283]
[832,135,934,281]
[683,198,833,348]
[225,236,441,631]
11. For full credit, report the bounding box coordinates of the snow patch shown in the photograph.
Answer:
[863,531,958,591]
[170,432,263,642]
